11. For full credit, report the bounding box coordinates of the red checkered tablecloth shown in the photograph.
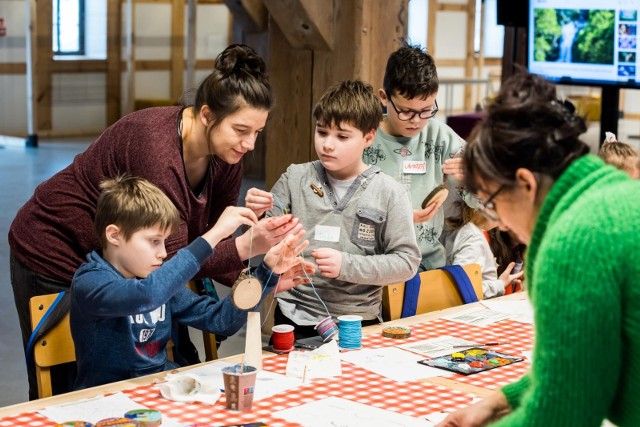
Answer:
[0,318,533,426]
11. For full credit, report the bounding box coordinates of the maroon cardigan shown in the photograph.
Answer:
[9,106,245,286]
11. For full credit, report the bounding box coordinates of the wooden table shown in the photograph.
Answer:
[0,293,531,426]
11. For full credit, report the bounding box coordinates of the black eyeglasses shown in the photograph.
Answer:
[477,185,504,222]
[386,94,439,121]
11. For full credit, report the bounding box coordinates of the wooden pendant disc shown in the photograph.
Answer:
[231,276,263,309]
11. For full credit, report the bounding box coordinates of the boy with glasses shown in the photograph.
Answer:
[364,42,479,271]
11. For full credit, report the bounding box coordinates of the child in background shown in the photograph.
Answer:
[599,132,640,178]
[71,176,312,389]
[246,80,421,339]
[363,42,479,271]
[442,203,523,299]
[489,227,526,293]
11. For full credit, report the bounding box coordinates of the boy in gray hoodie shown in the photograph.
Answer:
[246,80,420,339]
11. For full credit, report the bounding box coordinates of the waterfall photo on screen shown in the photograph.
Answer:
[533,9,614,65]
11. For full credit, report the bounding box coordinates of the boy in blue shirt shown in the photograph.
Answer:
[71,176,311,389]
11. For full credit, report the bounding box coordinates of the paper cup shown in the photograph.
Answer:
[222,364,258,412]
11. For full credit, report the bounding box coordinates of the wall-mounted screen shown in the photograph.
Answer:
[528,0,639,87]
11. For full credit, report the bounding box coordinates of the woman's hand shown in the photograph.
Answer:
[435,392,511,427]
[236,214,302,259]
[311,248,342,278]
[414,203,440,223]
[499,262,524,291]
[245,187,274,217]
[264,230,310,274]
[203,206,258,249]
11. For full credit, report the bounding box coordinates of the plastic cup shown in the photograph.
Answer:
[221,364,258,412]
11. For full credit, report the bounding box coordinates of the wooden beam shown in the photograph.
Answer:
[357,0,407,87]
[123,0,135,114]
[464,0,476,111]
[26,0,37,140]
[171,0,185,102]
[438,3,467,12]
[185,0,197,91]
[107,0,122,124]
[51,60,108,73]
[427,0,437,55]
[263,0,334,50]
[223,0,267,33]
[35,0,53,131]
[436,58,501,67]
[265,18,313,188]
[0,63,26,74]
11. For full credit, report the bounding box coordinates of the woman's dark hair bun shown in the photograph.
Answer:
[215,44,266,77]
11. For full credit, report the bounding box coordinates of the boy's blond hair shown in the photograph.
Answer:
[598,141,640,178]
[312,80,383,134]
[94,175,180,248]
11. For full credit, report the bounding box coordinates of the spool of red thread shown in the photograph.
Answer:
[271,324,295,352]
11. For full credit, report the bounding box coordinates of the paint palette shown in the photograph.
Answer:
[418,347,523,375]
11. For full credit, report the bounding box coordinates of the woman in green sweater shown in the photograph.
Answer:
[437,72,640,426]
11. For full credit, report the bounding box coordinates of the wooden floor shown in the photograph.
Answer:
[0,119,638,406]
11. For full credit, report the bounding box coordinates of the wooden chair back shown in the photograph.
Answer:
[382,263,483,321]
[186,281,218,361]
[29,293,75,398]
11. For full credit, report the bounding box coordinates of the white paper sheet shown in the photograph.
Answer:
[398,335,482,358]
[166,360,303,401]
[441,307,511,326]
[286,339,342,381]
[273,396,434,427]
[481,299,535,324]
[38,392,181,426]
[340,346,453,382]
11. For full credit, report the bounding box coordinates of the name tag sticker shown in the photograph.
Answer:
[403,160,427,174]
[314,225,341,242]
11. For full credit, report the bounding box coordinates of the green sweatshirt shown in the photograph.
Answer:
[495,155,640,426]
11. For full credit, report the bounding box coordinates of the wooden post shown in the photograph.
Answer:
[34,0,53,135]
[463,0,476,111]
[264,0,408,188]
[185,0,197,93]
[123,0,135,114]
[25,0,38,145]
[171,0,185,103]
[106,0,121,125]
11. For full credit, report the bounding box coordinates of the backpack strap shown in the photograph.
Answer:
[400,272,422,318]
[25,291,71,369]
[438,265,479,304]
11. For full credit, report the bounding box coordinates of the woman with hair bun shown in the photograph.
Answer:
[437,72,640,426]
[9,44,301,400]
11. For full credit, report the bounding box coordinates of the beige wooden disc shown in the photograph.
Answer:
[421,185,449,209]
[231,276,263,310]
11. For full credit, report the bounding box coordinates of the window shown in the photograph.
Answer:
[53,0,85,56]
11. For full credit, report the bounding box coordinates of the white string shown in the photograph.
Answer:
[258,192,334,328]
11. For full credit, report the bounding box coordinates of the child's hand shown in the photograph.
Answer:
[311,248,342,278]
[264,230,310,274]
[413,203,440,223]
[203,206,258,249]
[245,187,274,217]
[443,156,464,181]
[499,262,524,290]
[273,259,316,294]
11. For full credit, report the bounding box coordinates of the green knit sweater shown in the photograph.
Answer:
[494,155,640,427]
